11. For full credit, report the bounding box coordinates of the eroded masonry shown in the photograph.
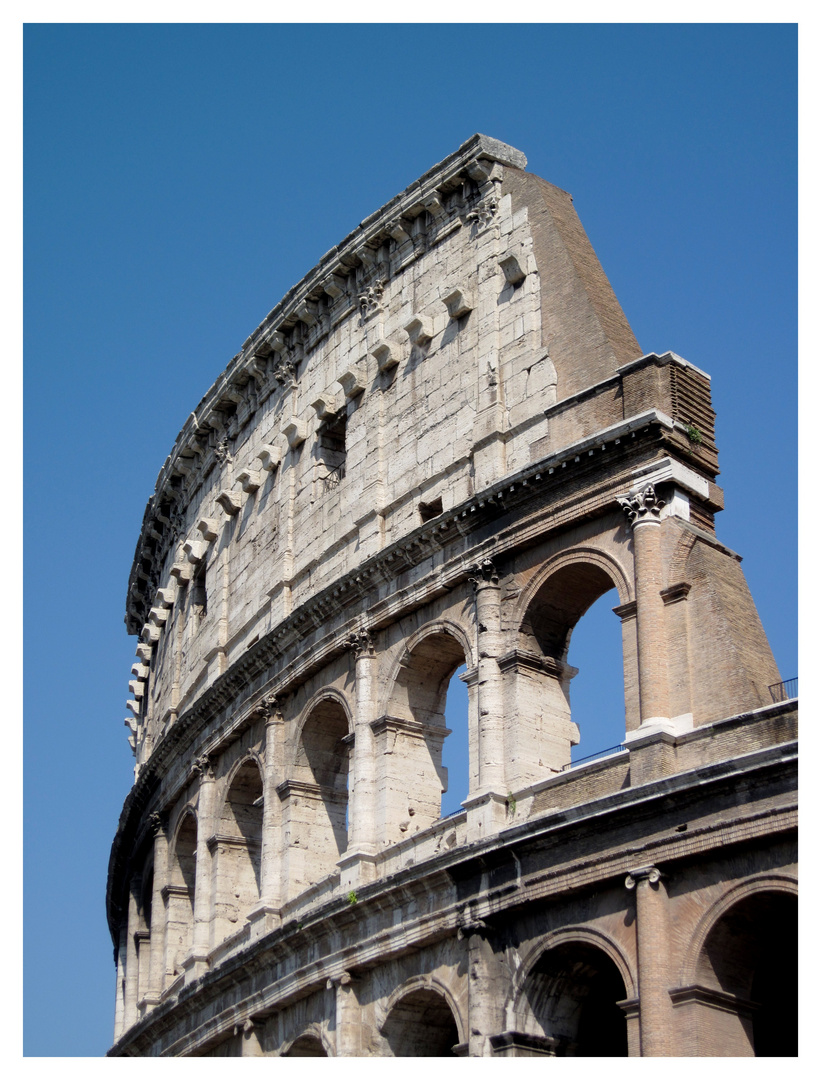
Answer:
[108,135,797,1057]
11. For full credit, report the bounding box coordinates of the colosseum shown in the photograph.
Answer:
[107,135,797,1057]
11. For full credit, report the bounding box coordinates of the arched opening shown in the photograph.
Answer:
[521,940,628,1056]
[382,988,460,1056]
[517,561,625,774]
[283,698,350,892]
[565,587,624,762]
[283,1033,328,1057]
[213,759,263,943]
[694,890,797,1056]
[166,813,197,977]
[441,664,469,817]
[381,630,469,839]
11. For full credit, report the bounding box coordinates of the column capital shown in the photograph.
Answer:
[625,865,662,889]
[191,753,216,782]
[468,556,499,587]
[252,692,282,724]
[345,627,374,657]
[618,484,665,527]
[147,811,169,837]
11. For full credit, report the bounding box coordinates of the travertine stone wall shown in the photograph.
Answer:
[109,137,795,1057]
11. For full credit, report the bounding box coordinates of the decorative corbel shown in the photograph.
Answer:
[499,250,527,286]
[197,518,219,542]
[404,315,434,346]
[443,286,474,319]
[282,417,307,449]
[236,469,262,494]
[310,393,340,422]
[370,340,401,373]
[337,364,366,399]
[216,489,242,516]
[257,444,282,472]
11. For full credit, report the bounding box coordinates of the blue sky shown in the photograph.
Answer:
[23,23,797,1057]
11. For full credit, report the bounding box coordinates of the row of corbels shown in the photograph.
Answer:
[144,154,505,523]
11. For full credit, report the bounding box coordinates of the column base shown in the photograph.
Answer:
[624,712,693,742]
[463,789,508,841]
[181,951,210,984]
[247,902,282,940]
[337,846,379,890]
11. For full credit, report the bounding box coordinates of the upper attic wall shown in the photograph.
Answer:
[125,137,648,639]
[503,169,642,397]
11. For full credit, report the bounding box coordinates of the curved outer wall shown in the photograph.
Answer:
[108,136,796,1057]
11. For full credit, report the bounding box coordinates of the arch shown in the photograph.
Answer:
[516,545,632,629]
[282,690,352,893]
[381,975,465,1056]
[510,927,633,1057]
[678,876,797,1057]
[512,547,633,771]
[166,809,198,977]
[291,686,353,760]
[379,620,472,836]
[680,874,798,987]
[281,1024,330,1057]
[513,925,637,1007]
[212,755,265,944]
[379,617,476,715]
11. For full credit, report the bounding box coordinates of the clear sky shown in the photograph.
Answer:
[23,22,797,1057]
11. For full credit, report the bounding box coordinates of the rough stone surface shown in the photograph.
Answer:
[107,136,796,1057]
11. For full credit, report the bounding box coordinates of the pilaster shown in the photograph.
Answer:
[186,755,216,981]
[249,696,284,939]
[626,865,674,1056]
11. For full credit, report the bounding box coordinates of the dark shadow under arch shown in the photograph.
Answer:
[382,988,460,1056]
[523,940,628,1056]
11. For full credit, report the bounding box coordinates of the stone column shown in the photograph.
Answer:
[464,559,507,837]
[331,971,360,1056]
[250,695,284,939]
[619,486,670,726]
[187,754,216,980]
[144,813,168,1008]
[339,630,379,889]
[626,865,673,1056]
[461,911,507,1057]
[122,880,141,1030]
[239,1018,263,1056]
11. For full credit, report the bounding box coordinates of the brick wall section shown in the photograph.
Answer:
[503,169,642,398]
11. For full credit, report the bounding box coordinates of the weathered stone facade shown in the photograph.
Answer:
[107,135,797,1056]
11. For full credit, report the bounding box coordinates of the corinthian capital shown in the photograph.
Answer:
[618,484,665,526]
[468,557,499,587]
[345,628,374,657]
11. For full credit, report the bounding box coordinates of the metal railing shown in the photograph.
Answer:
[768,677,798,703]
[563,743,626,771]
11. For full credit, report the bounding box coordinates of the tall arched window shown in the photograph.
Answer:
[281,698,350,894]
[212,759,263,944]
[166,812,197,979]
[380,630,469,840]
[517,560,626,776]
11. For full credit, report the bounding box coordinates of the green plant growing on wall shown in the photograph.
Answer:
[347,890,358,906]
[685,423,703,445]
[506,793,517,817]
